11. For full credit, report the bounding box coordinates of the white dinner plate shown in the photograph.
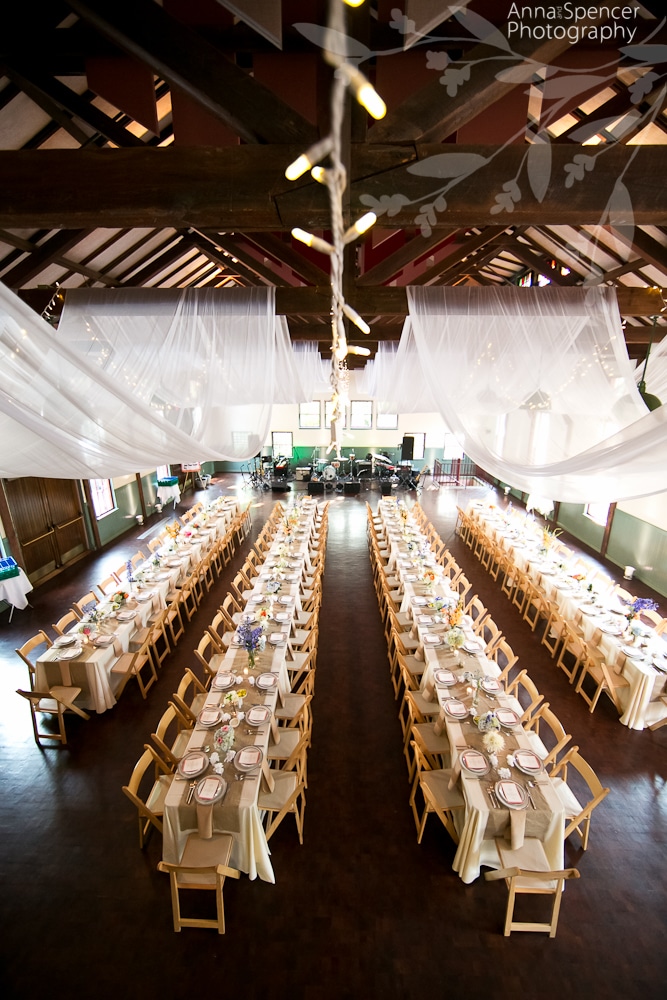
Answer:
[93,635,115,647]
[54,634,77,647]
[460,749,490,776]
[621,646,645,659]
[134,592,154,603]
[246,704,271,727]
[513,749,543,775]
[495,780,528,810]
[256,673,278,690]
[481,677,501,693]
[274,612,290,622]
[496,708,520,729]
[433,669,456,687]
[116,610,137,622]
[443,699,468,719]
[212,672,235,691]
[279,596,294,605]
[417,615,433,625]
[177,751,209,779]
[198,707,223,729]
[463,639,484,654]
[57,645,82,659]
[423,634,441,646]
[269,633,287,645]
[194,774,226,805]
[234,746,264,772]
[411,597,427,607]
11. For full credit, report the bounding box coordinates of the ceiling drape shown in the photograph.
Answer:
[404,285,667,502]
[0,284,310,478]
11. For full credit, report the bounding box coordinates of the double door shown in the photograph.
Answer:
[3,477,89,583]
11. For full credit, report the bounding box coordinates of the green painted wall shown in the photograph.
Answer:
[557,503,605,551]
[607,509,667,597]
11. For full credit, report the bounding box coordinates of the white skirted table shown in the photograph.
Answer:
[0,566,33,621]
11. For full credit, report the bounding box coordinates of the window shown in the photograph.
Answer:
[89,479,116,519]
[376,411,398,430]
[584,502,610,526]
[299,402,321,429]
[325,400,347,428]
[272,431,293,459]
[156,464,171,480]
[403,433,426,460]
[350,400,373,430]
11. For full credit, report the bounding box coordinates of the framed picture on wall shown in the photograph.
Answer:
[376,412,398,430]
[299,401,321,429]
[350,400,373,430]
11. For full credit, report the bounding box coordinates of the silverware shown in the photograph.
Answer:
[186,781,197,804]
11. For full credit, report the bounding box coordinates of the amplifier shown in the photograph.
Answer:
[380,481,393,496]
[308,481,325,495]
[344,481,361,495]
[296,467,311,482]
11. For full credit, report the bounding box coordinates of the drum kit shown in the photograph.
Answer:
[309,451,397,490]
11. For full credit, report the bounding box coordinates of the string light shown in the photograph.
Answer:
[291,227,335,255]
[284,0,385,457]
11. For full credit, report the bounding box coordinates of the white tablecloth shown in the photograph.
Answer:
[0,568,33,611]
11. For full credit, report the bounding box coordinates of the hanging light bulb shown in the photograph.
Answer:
[343,211,377,243]
[284,137,334,181]
[336,64,386,119]
[348,344,371,356]
[342,302,370,334]
[291,228,335,255]
[310,166,328,184]
[343,0,365,7]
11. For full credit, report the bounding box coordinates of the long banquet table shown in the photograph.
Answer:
[468,501,667,730]
[162,496,319,882]
[378,498,565,882]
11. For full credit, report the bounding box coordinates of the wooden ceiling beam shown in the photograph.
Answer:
[411,227,508,286]
[367,35,577,145]
[1,144,664,229]
[4,61,146,147]
[357,230,458,286]
[1,229,89,286]
[240,232,330,287]
[0,227,116,286]
[607,226,667,275]
[65,0,318,145]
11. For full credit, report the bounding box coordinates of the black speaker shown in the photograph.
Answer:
[401,436,414,461]
[344,481,360,495]
[380,481,393,495]
[271,482,291,492]
[308,481,325,495]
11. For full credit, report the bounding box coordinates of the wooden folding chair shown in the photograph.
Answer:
[485,838,580,937]
[158,835,240,933]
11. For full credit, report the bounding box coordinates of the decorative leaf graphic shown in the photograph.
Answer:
[426,50,449,71]
[407,152,487,178]
[440,64,471,97]
[389,8,416,36]
[620,45,667,64]
[293,23,372,61]
[605,181,634,262]
[359,193,411,218]
[527,142,551,204]
[454,8,512,52]
[629,72,660,104]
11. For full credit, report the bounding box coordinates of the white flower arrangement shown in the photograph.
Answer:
[482,729,505,754]
[213,725,235,753]
[445,626,465,650]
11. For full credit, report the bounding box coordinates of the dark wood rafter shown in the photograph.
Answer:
[357,229,459,286]
[367,34,581,145]
[1,144,665,230]
[240,233,330,287]
[196,234,283,287]
[0,228,116,287]
[4,62,147,148]
[411,227,508,285]
[1,230,89,287]
[179,236,260,288]
[65,0,319,145]
[498,237,580,286]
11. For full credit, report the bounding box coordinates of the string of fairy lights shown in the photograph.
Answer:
[283,0,386,457]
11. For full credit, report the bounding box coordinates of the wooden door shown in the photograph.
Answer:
[4,478,89,583]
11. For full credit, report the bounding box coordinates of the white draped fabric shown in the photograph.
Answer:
[405,286,667,503]
[0,284,309,478]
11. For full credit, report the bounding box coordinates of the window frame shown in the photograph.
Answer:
[325,400,347,429]
[584,501,610,527]
[350,399,373,430]
[298,401,321,429]
[376,411,398,430]
[271,431,293,459]
[89,478,116,520]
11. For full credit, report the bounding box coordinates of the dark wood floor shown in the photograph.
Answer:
[1,475,666,1000]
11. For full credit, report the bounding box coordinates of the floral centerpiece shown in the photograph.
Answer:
[224,688,247,711]
[445,598,465,629]
[539,526,562,558]
[111,590,129,609]
[481,727,504,752]
[626,597,659,622]
[237,621,266,668]
[420,568,437,591]
[165,522,180,542]
[474,710,501,734]
[445,626,465,651]
[213,724,235,754]
[427,595,446,611]
[266,578,282,595]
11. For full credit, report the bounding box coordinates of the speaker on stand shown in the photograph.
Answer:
[401,436,414,461]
